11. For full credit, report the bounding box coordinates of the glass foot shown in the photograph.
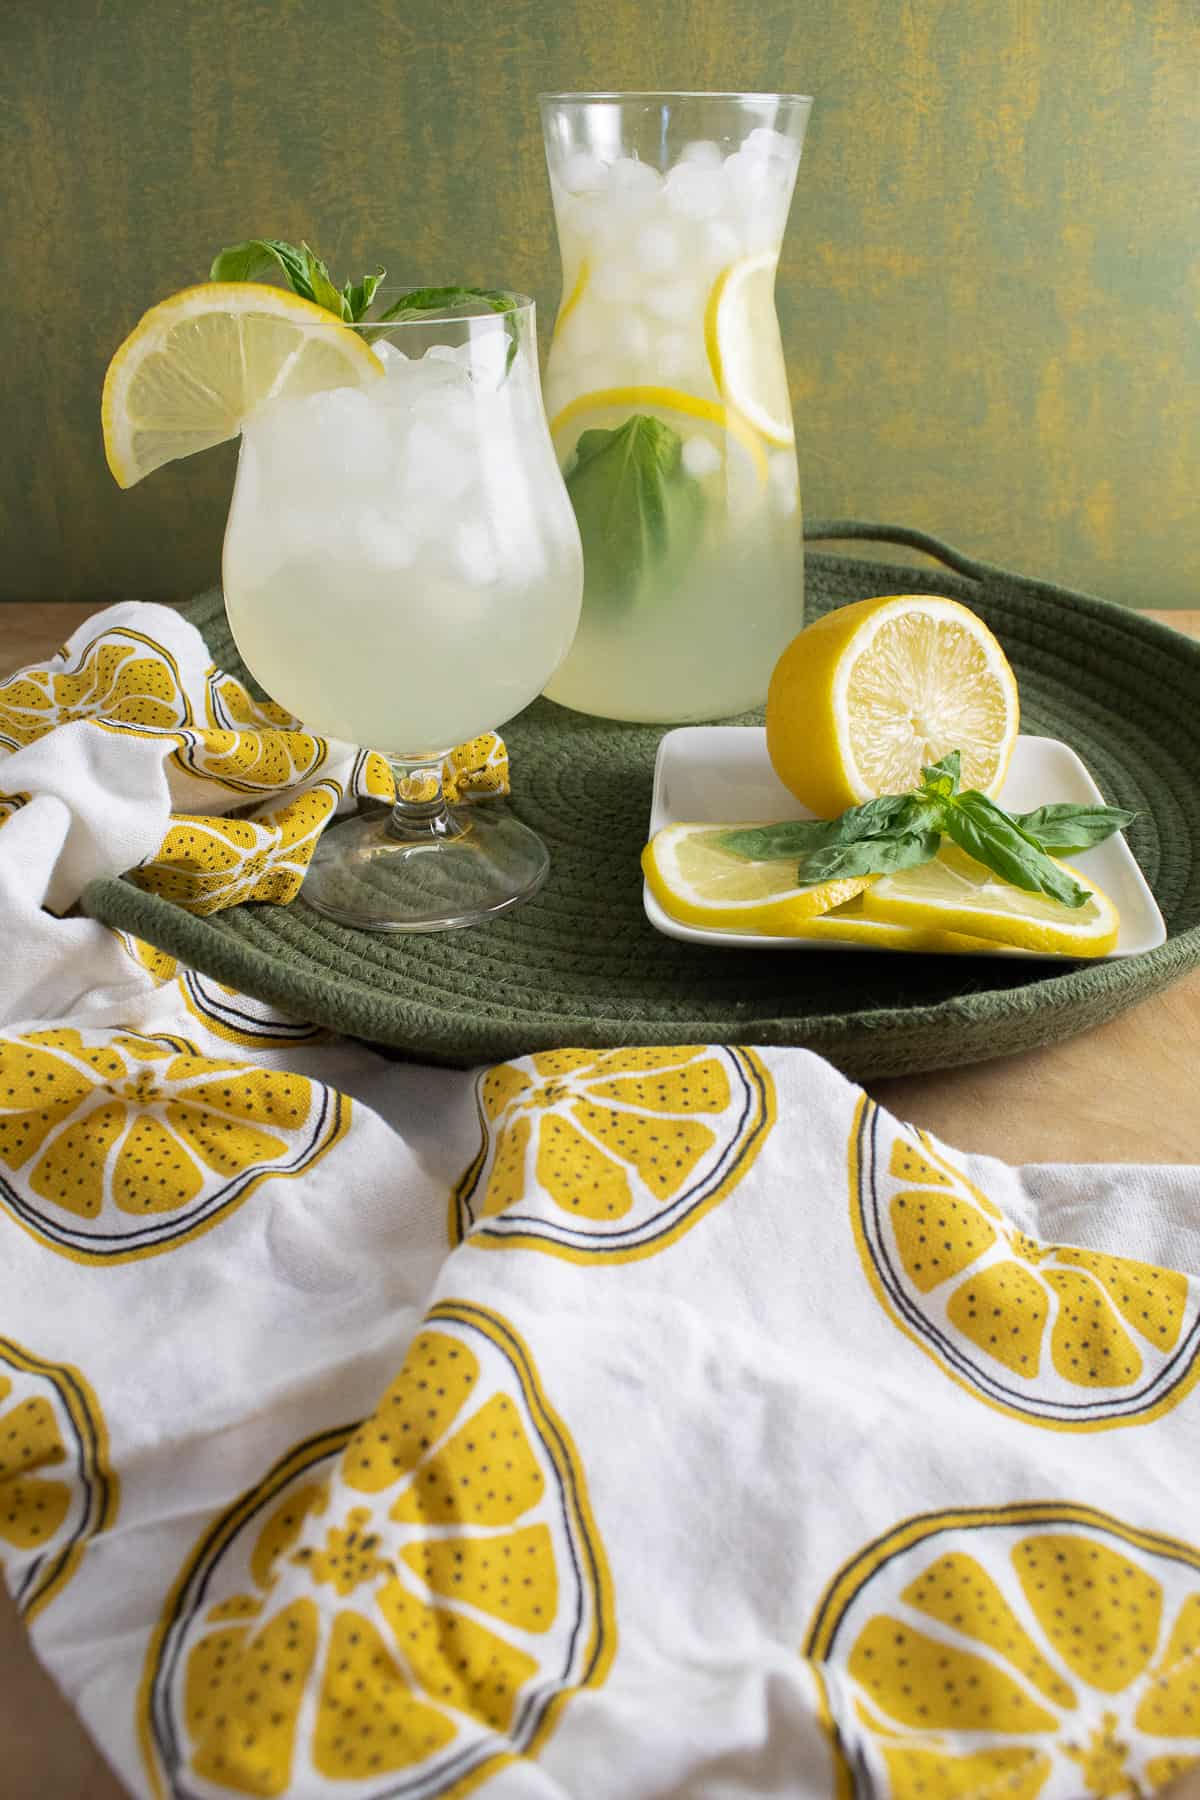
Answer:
[300,802,549,932]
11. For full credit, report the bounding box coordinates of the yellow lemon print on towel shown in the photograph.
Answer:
[805,1502,1200,1800]
[111,931,325,1048]
[175,971,326,1050]
[130,782,340,914]
[180,669,327,793]
[139,1302,614,1800]
[0,1025,348,1261]
[353,737,510,807]
[0,1337,117,1622]
[452,1045,776,1262]
[849,1097,1200,1430]
[0,627,190,750]
[111,928,179,986]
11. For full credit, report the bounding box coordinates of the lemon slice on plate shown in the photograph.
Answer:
[858,842,1119,956]
[781,892,998,954]
[642,821,872,932]
[704,253,794,446]
[766,594,1021,817]
[549,385,769,484]
[102,282,383,487]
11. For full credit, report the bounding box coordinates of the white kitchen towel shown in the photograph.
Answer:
[1,603,1198,1800]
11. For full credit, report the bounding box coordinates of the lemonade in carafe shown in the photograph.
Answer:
[540,92,811,722]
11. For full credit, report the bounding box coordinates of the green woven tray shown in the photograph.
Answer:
[82,522,1200,1079]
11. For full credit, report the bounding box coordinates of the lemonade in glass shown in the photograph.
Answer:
[540,91,812,723]
[103,271,583,933]
[220,295,584,929]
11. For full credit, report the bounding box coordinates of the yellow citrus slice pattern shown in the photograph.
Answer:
[111,929,327,1049]
[190,669,328,794]
[0,621,331,799]
[452,1045,776,1262]
[805,1501,1200,1800]
[0,626,192,751]
[130,780,341,915]
[179,973,327,1050]
[111,928,180,986]
[352,737,511,809]
[0,1336,117,1623]
[139,1302,614,1799]
[849,1097,1200,1430]
[0,1025,349,1262]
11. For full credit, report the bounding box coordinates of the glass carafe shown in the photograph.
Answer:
[539,91,812,723]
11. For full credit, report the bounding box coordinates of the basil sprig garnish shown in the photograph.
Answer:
[718,751,1135,910]
[210,239,384,323]
[209,242,518,368]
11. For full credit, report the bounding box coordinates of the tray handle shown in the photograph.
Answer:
[803,518,1003,586]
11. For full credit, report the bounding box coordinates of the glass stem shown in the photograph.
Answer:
[385,756,466,843]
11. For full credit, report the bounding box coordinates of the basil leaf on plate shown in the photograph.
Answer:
[794,830,942,885]
[1010,801,1136,854]
[942,790,1093,908]
[716,819,843,861]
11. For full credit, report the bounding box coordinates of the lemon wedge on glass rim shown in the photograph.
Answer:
[858,843,1119,956]
[101,282,383,488]
[766,593,1021,817]
[704,253,795,447]
[641,821,873,933]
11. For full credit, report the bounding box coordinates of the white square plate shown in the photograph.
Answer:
[643,728,1167,958]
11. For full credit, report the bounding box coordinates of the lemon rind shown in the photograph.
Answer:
[766,592,1021,819]
[703,253,795,449]
[858,861,1120,958]
[102,282,382,488]
[641,827,873,933]
[549,384,769,484]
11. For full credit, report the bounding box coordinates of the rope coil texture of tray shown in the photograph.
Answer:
[82,522,1200,1079]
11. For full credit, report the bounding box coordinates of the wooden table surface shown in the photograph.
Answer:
[2,599,1199,1799]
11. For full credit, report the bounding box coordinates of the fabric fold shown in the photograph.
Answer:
[0,602,1197,1800]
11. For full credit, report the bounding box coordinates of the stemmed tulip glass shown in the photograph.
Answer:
[221,294,584,930]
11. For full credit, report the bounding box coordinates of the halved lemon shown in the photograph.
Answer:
[102,283,383,488]
[766,594,1021,817]
[857,842,1119,956]
[549,384,769,484]
[704,254,794,447]
[641,821,872,932]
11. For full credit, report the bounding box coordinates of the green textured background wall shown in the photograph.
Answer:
[2,0,1196,608]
